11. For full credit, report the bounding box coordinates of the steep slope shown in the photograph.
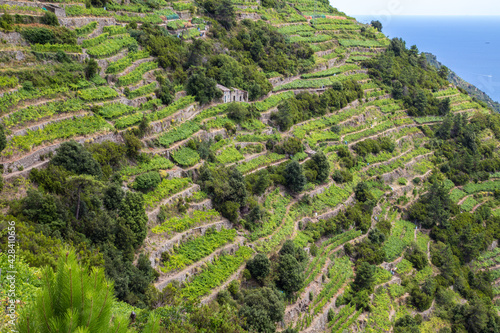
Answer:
[1,1,500,333]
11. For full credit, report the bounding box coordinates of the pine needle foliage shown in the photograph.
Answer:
[16,250,133,333]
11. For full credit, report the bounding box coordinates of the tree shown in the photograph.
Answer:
[221,201,240,222]
[371,20,382,32]
[272,100,295,131]
[261,0,276,8]
[247,253,270,282]
[253,170,271,196]
[41,12,59,26]
[392,80,404,100]
[277,254,304,293]
[0,124,7,153]
[406,244,428,270]
[354,182,374,203]
[16,249,133,333]
[311,151,330,183]
[438,65,450,79]
[285,161,307,193]
[410,286,432,311]
[389,37,406,57]
[239,287,285,333]
[85,58,100,79]
[439,97,451,116]
[132,171,161,191]
[186,70,222,104]
[227,102,249,123]
[119,192,148,247]
[352,262,375,292]
[138,113,150,137]
[202,0,235,30]
[332,169,353,184]
[155,75,174,105]
[123,132,142,159]
[394,315,420,333]
[51,140,102,177]
[414,90,428,115]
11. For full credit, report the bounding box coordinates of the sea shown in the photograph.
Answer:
[354,15,500,103]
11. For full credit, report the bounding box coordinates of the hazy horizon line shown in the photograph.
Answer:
[351,14,500,16]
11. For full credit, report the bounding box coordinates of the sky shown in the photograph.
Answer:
[331,0,500,16]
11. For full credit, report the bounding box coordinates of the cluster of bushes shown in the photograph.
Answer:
[21,26,76,45]
[364,38,449,116]
[272,82,363,131]
[353,137,395,156]
[12,139,157,307]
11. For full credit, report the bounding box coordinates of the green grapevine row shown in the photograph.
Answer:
[117,62,158,86]
[180,246,254,301]
[106,51,150,74]
[171,147,201,167]
[143,177,191,209]
[161,228,237,273]
[152,209,221,235]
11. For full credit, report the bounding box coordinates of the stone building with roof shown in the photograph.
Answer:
[216,84,248,103]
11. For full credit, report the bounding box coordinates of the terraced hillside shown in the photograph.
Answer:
[1,0,500,332]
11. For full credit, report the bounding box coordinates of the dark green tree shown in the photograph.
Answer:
[371,20,382,32]
[119,192,148,247]
[311,151,330,183]
[354,182,374,203]
[155,75,174,105]
[394,315,420,333]
[253,170,271,196]
[213,0,235,30]
[85,58,100,79]
[239,287,285,333]
[123,132,142,159]
[247,253,270,282]
[438,97,451,116]
[352,262,375,292]
[438,65,450,79]
[277,254,304,293]
[41,12,59,26]
[227,102,249,123]
[406,244,428,270]
[186,70,222,104]
[0,124,7,153]
[50,140,102,177]
[285,161,307,193]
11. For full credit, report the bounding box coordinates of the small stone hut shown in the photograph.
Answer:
[216,84,248,103]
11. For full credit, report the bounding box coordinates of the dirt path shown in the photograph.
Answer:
[457,194,472,206]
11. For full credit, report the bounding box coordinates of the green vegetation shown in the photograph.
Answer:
[171,147,201,167]
[3,0,500,331]
[161,228,237,272]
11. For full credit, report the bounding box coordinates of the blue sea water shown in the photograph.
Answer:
[354,15,500,103]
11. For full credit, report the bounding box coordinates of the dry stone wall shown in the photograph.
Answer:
[148,218,232,268]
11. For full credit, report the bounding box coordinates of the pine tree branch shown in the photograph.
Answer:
[85,298,94,328]
[95,285,110,322]
[69,267,73,310]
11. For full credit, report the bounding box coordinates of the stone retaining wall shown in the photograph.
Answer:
[0,32,26,46]
[2,132,121,175]
[147,184,201,222]
[149,218,231,268]
[59,16,116,29]
[155,240,243,289]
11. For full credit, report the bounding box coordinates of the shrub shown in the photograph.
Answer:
[41,12,59,26]
[171,147,200,167]
[132,171,161,191]
[247,253,270,282]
